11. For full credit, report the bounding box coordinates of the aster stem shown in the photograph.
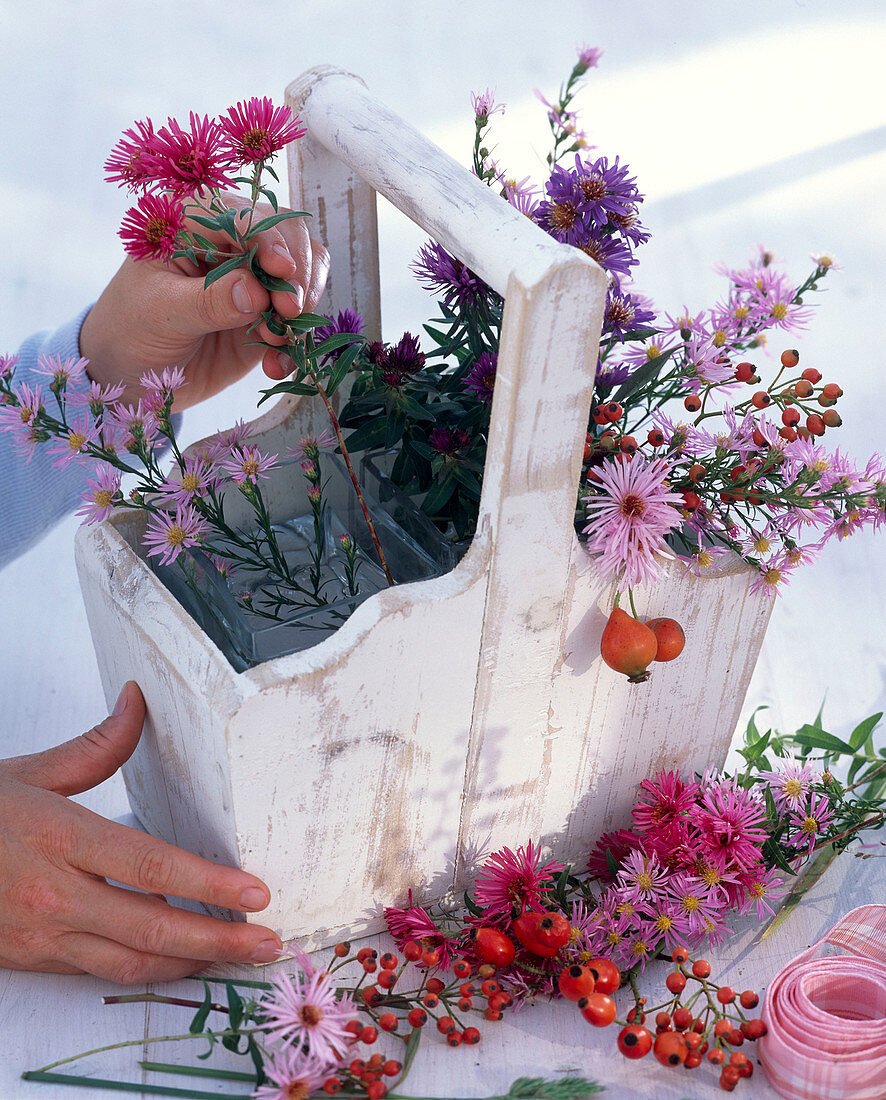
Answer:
[811,812,884,853]
[103,993,229,1013]
[307,364,395,586]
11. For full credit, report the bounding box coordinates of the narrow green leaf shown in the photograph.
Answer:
[605,847,620,878]
[21,1070,252,1099]
[202,253,248,289]
[189,982,212,1034]
[463,890,485,918]
[140,1062,255,1082]
[325,341,363,398]
[226,982,244,1031]
[187,214,226,232]
[243,211,311,238]
[286,311,332,333]
[343,418,390,453]
[762,838,798,877]
[421,475,457,516]
[258,186,278,212]
[308,332,364,359]
[793,726,856,756]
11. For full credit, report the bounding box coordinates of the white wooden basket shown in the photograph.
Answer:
[76,68,772,949]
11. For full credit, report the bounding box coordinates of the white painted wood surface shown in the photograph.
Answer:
[75,68,772,948]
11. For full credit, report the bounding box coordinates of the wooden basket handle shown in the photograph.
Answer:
[285,65,608,559]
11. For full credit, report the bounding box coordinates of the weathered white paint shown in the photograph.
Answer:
[76,68,772,947]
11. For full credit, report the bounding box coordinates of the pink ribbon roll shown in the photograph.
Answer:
[759,904,886,1100]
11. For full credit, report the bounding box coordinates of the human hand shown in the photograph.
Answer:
[0,681,283,983]
[79,195,330,411]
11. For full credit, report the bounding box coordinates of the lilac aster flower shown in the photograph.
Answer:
[313,309,365,362]
[220,444,278,485]
[66,378,127,415]
[286,429,336,463]
[159,455,213,504]
[143,504,207,566]
[578,235,637,281]
[665,872,727,935]
[572,154,642,228]
[739,867,788,921]
[789,793,835,857]
[756,755,819,812]
[259,968,356,1063]
[576,45,604,72]
[535,164,586,245]
[604,283,656,340]
[748,555,796,598]
[253,1045,334,1100]
[470,87,505,121]
[33,352,89,390]
[463,352,497,403]
[616,849,669,904]
[76,465,123,525]
[636,898,692,951]
[47,414,100,468]
[582,454,683,587]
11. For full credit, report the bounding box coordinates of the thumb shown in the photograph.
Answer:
[7,681,147,796]
[167,265,270,339]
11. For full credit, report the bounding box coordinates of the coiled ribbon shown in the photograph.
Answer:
[759,904,886,1100]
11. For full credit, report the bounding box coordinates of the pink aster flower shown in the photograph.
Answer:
[259,967,356,1064]
[141,112,237,196]
[195,419,253,464]
[692,781,767,871]
[253,1044,335,1100]
[384,900,460,969]
[76,465,122,525]
[220,444,278,485]
[756,755,819,813]
[680,542,730,577]
[46,413,100,467]
[159,455,213,505]
[0,381,44,432]
[739,866,788,921]
[286,429,335,463]
[748,554,796,599]
[470,88,505,121]
[143,504,207,566]
[576,45,604,72]
[615,849,670,904]
[66,378,127,415]
[473,840,565,922]
[107,400,160,451]
[219,97,306,164]
[104,118,157,192]
[633,770,700,834]
[32,352,89,390]
[587,828,644,881]
[789,793,835,857]
[583,454,682,587]
[119,192,185,262]
[665,871,727,935]
[636,898,692,951]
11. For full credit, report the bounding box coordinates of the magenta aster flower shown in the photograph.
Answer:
[757,755,819,812]
[253,1044,336,1100]
[220,444,278,485]
[219,97,306,164]
[375,332,425,389]
[259,968,356,1063]
[582,454,683,587]
[576,45,604,72]
[119,192,185,263]
[665,871,727,935]
[143,504,207,566]
[429,426,471,457]
[633,770,700,833]
[75,465,122,525]
[142,112,237,196]
[384,900,460,968]
[472,841,565,922]
[586,828,644,880]
[463,352,497,404]
[104,118,157,192]
[692,781,767,871]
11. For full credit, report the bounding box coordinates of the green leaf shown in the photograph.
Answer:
[140,1062,255,1083]
[463,890,484,918]
[189,982,212,1034]
[850,712,882,750]
[325,341,363,398]
[286,311,332,333]
[611,348,675,403]
[762,838,798,877]
[308,332,365,359]
[226,982,244,1031]
[421,475,457,516]
[258,186,279,212]
[605,847,620,878]
[397,393,436,422]
[202,253,248,289]
[21,1071,253,1099]
[452,464,482,496]
[187,214,227,233]
[256,379,317,405]
[243,211,311,238]
[344,418,390,454]
[793,725,856,756]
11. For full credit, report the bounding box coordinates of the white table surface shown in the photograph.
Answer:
[2,2,886,1097]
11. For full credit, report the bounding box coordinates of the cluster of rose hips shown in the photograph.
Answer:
[727,348,844,442]
[614,946,767,1092]
[323,937,513,1097]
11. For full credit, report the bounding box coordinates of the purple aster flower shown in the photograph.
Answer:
[636,898,693,951]
[374,332,426,389]
[143,503,207,566]
[259,967,356,1063]
[220,444,278,485]
[572,154,642,230]
[616,849,670,905]
[463,352,497,404]
[576,45,604,72]
[582,454,683,588]
[106,400,160,451]
[535,164,586,245]
[429,426,471,457]
[578,235,637,281]
[604,282,656,340]
[159,455,213,505]
[76,464,123,525]
[665,872,727,935]
[739,866,788,921]
[33,352,89,390]
[313,308,365,362]
[756,755,819,812]
[503,176,541,219]
[66,378,127,415]
[473,840,565,922]
[412,240,487,311]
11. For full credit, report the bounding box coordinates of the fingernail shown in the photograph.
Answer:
[251,939,284,963]
[113,684,129,716]
[239,886,268,911]
[294,285,304,312]
[274,351,291,372]
[232,278,253,313]
[272,243,295,269]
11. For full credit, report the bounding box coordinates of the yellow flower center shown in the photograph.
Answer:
[763,567,782,588]
[165,525,186,548]
[696,551,713,569]
[550,202,577,231]
[242,457,260,477]
[753,536,772,554]
[636,872,653,891]
[181,472,201,492]
[620,494,646,519]
[783,778,803,799]
[67,431,87,452]
[145,217,169,245]
[682,895,701,912]
[713,330,727,348]
[242,127,270,152]
[770,302,788,321]
[645,343,661,360]
[801,816,818,835]
[94,489,114,508]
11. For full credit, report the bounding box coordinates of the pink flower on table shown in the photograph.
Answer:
[789,793,835,857]
[473,840,565,922]
[140,366,188,401]
[633,770,700,834]
[756,755,819,813]
[220,444,278,485]
[258,968,356,1064]
[680,542,730,577]
[692,780,767,871]
[143,504,207,567]
[141,112,237,196]
[104,118,157,192]
[582,453,682,588]
[119,192,185,263]
[665,871,727,935]
[219,97,307,164]
[636,898,692,951]
[252,1044,335,1100]
[615,848,670,905]
[46,413,100,467]
[384,900,460,969]
[739,866,788,921]
[76,465,122,525]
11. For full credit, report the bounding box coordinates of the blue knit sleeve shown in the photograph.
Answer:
[0,308,97,570]
[0,309,182,571]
